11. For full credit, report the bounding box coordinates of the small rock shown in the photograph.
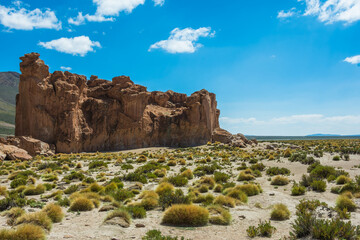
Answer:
[269,193,275,196]
[135,223,145,228]
[239,215,246,220]
[63,235,73,238]
[105,217,130,228]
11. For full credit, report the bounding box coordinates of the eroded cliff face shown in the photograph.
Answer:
[16,53,221,153]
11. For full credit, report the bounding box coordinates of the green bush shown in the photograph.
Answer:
[10,178,27,189]
[89,160,108,169]
[247,221,276,238]
[159,189,190,210]
[291,184,306,196]
[126,206,146,219]
[332,155,341,161]
[266,167,290,176]
[311,180,326,192]
[112,189,135,202]
[167,175,188,187]
[214,171,230,183]
[310,165,336,179]
[142,230,190,240]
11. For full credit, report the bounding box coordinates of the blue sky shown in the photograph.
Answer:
[0,0,360,135]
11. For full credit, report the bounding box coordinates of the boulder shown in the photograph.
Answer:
[5,136,55,156]
[0,144,32,160]
[212,128,233,144]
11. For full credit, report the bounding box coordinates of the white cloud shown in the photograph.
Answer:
[153,0,165,6]
[60,66,72,71]
[220,114,360,135]
[279,0,360,24]
[68,12,85,25]
[221,114,360,125]
[277,8,297,18]
[93,0,145,16]
[149,27,215,54]
[344,55,360,64]
[69,0,144,24]
[0,3,61,30]
[39,36,101,57]
[84,14,114,22]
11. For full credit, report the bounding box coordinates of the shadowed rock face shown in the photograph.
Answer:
[15,53,221,153]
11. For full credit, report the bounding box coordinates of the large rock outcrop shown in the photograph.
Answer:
[15,53,224,153]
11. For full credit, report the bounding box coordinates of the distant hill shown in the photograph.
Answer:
[0,71,19,135]
[306,134,342,137]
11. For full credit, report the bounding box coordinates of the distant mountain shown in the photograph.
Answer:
[0,71,19,135]
[306,134,342,137]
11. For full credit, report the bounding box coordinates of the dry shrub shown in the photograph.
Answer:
[0,186,7,196]
[199,177,215,189]
[141,197,158,210]
[270,204,290,220]
[3,207,25,226]
[0,224,46,240]
[237,172,255,181]
[226,189,248,203]
[208,205,231,225]
[162,204,209,227]
[42,203,64,223]
[104,208,131,224]
[155,182,174,196]
[16,211,52,231]
[69,197,94,211]
[214,195,236,208]
[154,168,167,177]
[139,190,159,200]
[336,195,357,212]
[237,184,262,196]
[23,184,45,196]
[271,176,289,186]
[180,169,194,179]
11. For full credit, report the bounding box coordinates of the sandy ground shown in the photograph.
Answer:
[1,143,359,240]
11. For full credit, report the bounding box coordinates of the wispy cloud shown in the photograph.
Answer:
[344,55,360,65]
[39,36,101,56]
[277,8,297,18]
[149,27,215,54]
[60,66,72,71]
[68,12,85,25]
[278,0,360,24]
[153,0,165,6]
[0,1,61,30]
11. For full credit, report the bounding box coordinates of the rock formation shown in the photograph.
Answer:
[15,53,229,153]
[3,136,55,156]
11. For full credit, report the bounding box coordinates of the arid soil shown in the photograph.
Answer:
[0,142,359,240]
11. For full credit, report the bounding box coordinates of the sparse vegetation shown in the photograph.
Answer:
[162,204,209,226]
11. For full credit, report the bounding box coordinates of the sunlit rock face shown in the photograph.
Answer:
[16,53,222,153]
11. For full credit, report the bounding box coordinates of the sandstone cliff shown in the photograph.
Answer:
[16,53,223,153]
